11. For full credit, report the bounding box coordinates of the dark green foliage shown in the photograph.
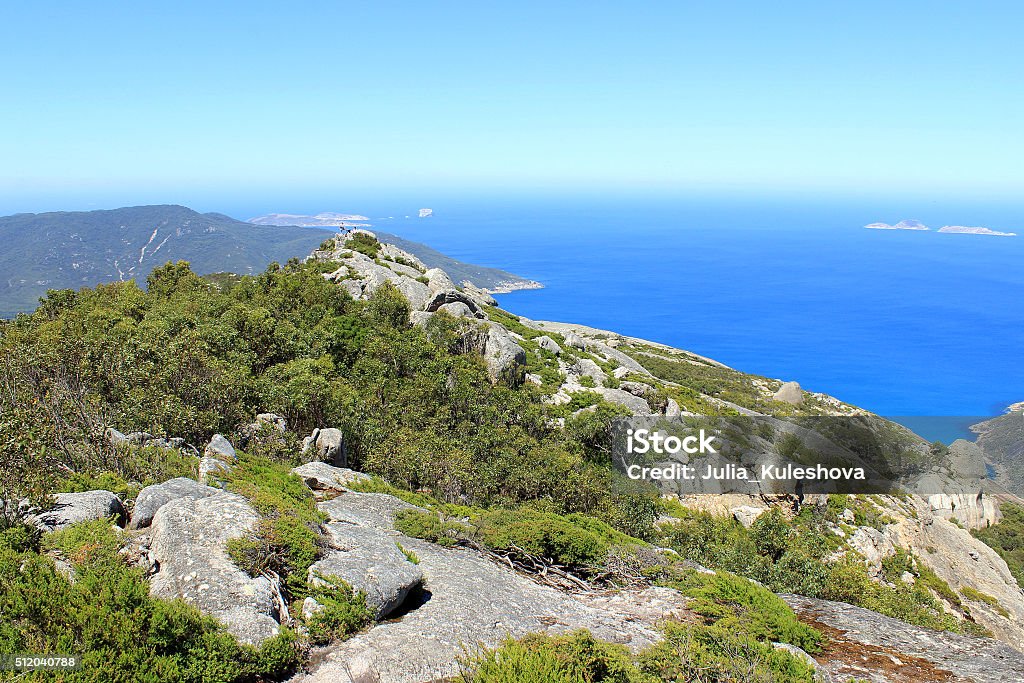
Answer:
[658,501,981,635]
[973,502,1024,589]
[304,575,373,645]
[345,232,381,258]
[1,258,649,537]
[460,630,643,683]
[458,626,819,683]
[0,520,300,682]
[472,508,642,571]
[224,454,326,600]
[396,505,644,575]
[660,569,822,652]
[636,622,818,682]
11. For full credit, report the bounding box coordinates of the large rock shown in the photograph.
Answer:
[199,457,233,486]
[37,490,126,531]
[297,491,677,683]
[773,381,804,405]
[129,477,219,529]
[535,335,562,355]
[304,427,346,467]
[423,268,455,292]
[568,358,606,385]
[784,594,1024,683]
[563,330,586,350]
[593,387,653,415]
[291,462,370,491]
[483,324,526,385]
[149,492,282,645]
[310,522,423,620]
[423,290,483,318]
[204,434,237,461]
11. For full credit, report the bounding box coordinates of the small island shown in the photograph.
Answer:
[865,219,929,231]
[938,225,1017,237]
[865,219,1016,236]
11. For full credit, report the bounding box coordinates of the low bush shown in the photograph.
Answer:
[660,568,822,653]
[225,454,326,599]
[304,574,373,645]
[973,502,1024,589]
[460,630,643,683]
[0,520,300,682]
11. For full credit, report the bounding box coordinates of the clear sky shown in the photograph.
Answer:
[1,2,1021,212]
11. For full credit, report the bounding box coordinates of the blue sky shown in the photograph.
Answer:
[1,2,1021,212]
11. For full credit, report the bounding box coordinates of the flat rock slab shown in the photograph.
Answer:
[37,490,126,531]
[318,491,425,529]
[295,491,680,683]
[783,594,1024,683]
[149,491,281,646]
[129,477,219,529]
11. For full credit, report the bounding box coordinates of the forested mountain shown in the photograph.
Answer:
[0,205,539,318]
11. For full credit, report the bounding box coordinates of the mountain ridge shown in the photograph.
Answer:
[0,204,540,318]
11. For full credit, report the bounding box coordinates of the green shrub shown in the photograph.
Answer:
[460,630,644,683]
[471,508,641,571]
[960,586,1010,618]
[973,502,1024,589]
[394,509,467,548]
[304,574,373,645]
[660,568,823,652]
[345,232,380,258]
[637,622,818,682]
[0,521,300,681]
[225,454,326,599]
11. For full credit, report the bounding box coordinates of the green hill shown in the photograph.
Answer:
[0,205,329,317]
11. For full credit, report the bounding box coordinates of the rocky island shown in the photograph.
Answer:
[938,225,1017,236]
[865,219,930,231]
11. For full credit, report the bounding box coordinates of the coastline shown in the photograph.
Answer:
[481,279,544,294]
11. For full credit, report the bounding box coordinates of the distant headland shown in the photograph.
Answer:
[865,219,1016,236]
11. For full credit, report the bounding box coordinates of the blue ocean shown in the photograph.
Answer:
[244,195,1024,441]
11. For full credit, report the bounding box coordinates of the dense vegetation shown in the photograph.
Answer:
[658,499,990,637]
[0,519,300,682]
[0,205,331,318]
[0,257,639,526]
[0,244,1007,681]
[973,502,1024,588]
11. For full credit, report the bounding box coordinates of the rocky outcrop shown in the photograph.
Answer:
[239,413,287,446]
[483,324,526,385]
[784,594,1024,683]
[37,490,126,531]
[129,477,219,529]
[773,381,804,405]
[535,335,562,355]
[423,290,484,319]
[204,434,237,460]
[310,521,423,620]
[885,499,1024,650]
[731,505,768,528]
[295,491,682,683]
[594,387,653,415]
[302,428,346,467]
[563,330,586,350]
[290,462,370,491]
[149,492,282,645]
